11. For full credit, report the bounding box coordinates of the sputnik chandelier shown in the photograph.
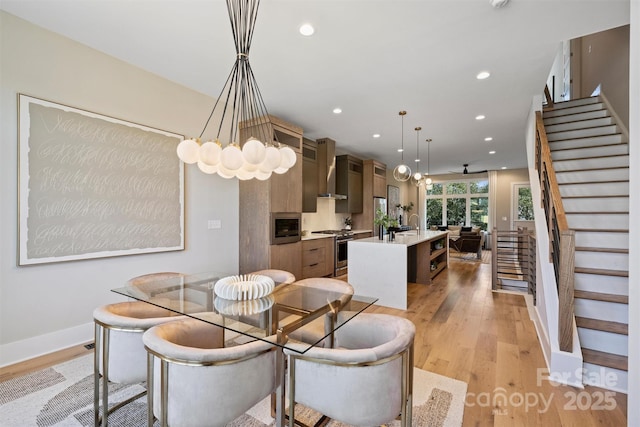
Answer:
[176,0,296,180]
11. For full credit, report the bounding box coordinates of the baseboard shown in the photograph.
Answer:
[0,322,94,368]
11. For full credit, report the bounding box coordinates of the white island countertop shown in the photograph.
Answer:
[348,230,450,310]
[353,230,449,246]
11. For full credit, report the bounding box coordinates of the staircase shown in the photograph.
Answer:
[543,96,629,391]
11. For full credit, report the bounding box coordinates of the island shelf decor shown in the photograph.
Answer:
[18,94,185,265]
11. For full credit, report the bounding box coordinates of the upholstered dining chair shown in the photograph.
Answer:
[283,313,416,427]
[285,277,354,348]
[142,316,277,427]
[93,272,185,427]
[250,269,296,286]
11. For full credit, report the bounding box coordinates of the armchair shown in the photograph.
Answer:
[142,316,277,427]
[450,234,483,259]
[283,313,415,427]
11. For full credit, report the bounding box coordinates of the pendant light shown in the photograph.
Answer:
[175,0,296,180]
[411,127,423,186]
[425,138,433,190]
[392,111,411,182]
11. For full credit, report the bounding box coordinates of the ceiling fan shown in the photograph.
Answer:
[452,164,488,175]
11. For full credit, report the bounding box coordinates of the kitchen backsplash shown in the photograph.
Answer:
[301,198,351,232]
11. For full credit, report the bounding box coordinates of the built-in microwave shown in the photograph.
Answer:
[270,212,302,245]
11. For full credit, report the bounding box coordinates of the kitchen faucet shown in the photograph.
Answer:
[408,213,420,232]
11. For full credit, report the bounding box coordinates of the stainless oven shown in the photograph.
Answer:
[311,229,354,276]
[270,212,301,245]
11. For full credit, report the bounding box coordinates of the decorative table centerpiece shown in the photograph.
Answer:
[214,274,275,301]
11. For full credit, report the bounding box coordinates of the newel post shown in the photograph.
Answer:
[558,230,575,352]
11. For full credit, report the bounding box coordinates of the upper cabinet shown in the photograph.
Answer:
[371,160,387,198]
[302,138,318,213]
[240,114,303,152]
[335,155,363,213]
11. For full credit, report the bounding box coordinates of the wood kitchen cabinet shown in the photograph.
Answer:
[335,155,363,213]
[301,237,334,278]
[270,241,302,280]
[371,160,387,198]
[302,138,318,213]
[238,115,303,275]
[352,159,386,233]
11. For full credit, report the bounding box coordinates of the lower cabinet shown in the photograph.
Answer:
[270,242,302,280]
[302,238,334,279]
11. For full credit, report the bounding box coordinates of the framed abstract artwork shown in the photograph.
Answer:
[387,185,400,218]
[18,94,185,265]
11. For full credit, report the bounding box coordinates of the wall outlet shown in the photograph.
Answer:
[208,219,221,229]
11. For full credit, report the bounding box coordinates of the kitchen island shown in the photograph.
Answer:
[347,230,449,310]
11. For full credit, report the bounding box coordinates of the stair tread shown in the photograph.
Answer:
[544,115,611,126]
[556,166,629,173]
[554,153,628,161]
[558,179,628,185]
[582,348,628,371]
[574,267,629,277]
[575,246,628,254]
[546,125,614,135]
[543,108,606,119]
[550,142,627,152]
[576,316,628,335]
[573,228,629,233]
[566,211,628,215]
[548,133,624,143]
[562,194,629,199]
[574,289,629,302]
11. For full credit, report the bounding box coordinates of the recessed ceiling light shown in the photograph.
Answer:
[484,137,493,141]
[397,148,404,153]
[333,108,342,114]
[489,150,496,154]
[501,166,507,170]
[373,134,381,138]
[476,71,491,80]
[476,115,485,120]
[299,24,314,36]
[415,159,421,162]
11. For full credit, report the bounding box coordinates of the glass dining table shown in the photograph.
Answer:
[111,271,378,427]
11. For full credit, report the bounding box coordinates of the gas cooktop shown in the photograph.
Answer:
[312,229,354,239]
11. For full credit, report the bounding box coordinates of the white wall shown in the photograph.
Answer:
[627,1,639,424]
[0,12,239,366]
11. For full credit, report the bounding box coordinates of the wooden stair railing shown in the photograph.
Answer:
[535,110,575,352]
[543,84,554,110]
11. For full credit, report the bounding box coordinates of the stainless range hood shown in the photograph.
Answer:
[316,137,347,200]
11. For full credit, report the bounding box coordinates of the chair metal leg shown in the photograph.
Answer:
[288,354,295,427]
[94,323,101,427]
[160,359,169,427]
[101,327,110,427]
[147,353,154,427]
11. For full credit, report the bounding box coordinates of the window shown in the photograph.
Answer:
[425,179,489,230]
[516,185,534,220]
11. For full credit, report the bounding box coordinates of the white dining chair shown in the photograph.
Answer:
[283,313,416,427]
[142,315,277,427]
[250,269,296,286]
[93,272,184,427]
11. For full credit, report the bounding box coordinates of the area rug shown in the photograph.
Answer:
[0,354,466,427]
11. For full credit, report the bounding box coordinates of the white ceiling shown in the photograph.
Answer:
[1,0,630,176]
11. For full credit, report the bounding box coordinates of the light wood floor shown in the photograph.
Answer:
[0,254,628,426]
